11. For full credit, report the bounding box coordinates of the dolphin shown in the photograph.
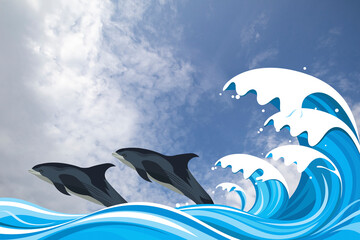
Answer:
[29,162,127,207]
[112,148,213,204]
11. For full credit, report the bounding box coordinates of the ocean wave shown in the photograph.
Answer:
[216,183,246,210]
[223,68,358,138]
[266,145,340,179]
[1,68,359,239]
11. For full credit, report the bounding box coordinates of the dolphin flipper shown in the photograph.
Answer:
[136,167,152,182]
[60,174,90,196]
[143,160,171,184]
[60,174,114,206]
[53,181,70,196]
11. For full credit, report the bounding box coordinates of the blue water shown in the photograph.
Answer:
[1,68,359,239]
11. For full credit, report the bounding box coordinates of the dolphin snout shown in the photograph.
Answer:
[28,169,40,176]
[112,152,125,161]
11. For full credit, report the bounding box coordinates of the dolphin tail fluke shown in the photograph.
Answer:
[183,170,214,205]
[103,181,127,206]
[189,187,214,205]
[198,193,214,204]
[195,190,214,204]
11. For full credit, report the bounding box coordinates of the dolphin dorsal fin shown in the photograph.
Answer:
[169,153,198,168]
[86,163,115,179]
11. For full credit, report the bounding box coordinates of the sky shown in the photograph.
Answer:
[0,0,360,213]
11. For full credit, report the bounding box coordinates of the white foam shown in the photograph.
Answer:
[223,68,359,138]
[0,201,78,217]
[216,182,245,193]
[215,154,289,195]
[265,109,360,152]
[266,145,340,179]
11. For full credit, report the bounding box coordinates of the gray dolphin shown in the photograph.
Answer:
[29,162,127,207]
[112,148,213,204]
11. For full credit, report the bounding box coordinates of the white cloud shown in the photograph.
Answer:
[311,60,360,95]
[317,27,342,49]
[0,0,199,213]
[329,27,341,35]
[311,26,360,96]
[248,48,278,69]
[312,60,332,79]
[240,13,268,46]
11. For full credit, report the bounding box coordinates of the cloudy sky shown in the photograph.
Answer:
[0,0,359,213]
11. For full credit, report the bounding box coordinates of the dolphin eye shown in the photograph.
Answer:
[122,154,127,158]
[39,170,44,174]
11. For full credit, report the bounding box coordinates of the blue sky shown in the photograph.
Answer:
[0,0,359,213]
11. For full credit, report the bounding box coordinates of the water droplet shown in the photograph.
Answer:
[325,144,327,147]
[186,203,189,205]
[262,109,265,113]
[231,95,235,98]
[257,131,260,134]
[309,176,312,179]
[314,107,317,110]
[259,128,263,132]
[211,167,215,170]
[335,108,339,113]
[289,140,292,143]
[303,67,307,70]
[212,191,215,194]
[235,95,240,99]
[219,93,222,96]
[176,203,180,208]
[214,167,217,170]
[255,182,258,185]
[261,153,264,155]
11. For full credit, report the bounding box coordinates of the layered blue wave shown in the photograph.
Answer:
[1,68,359,239]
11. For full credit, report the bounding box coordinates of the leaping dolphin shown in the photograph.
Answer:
[112,148,213,204]
[29,163,127,207]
